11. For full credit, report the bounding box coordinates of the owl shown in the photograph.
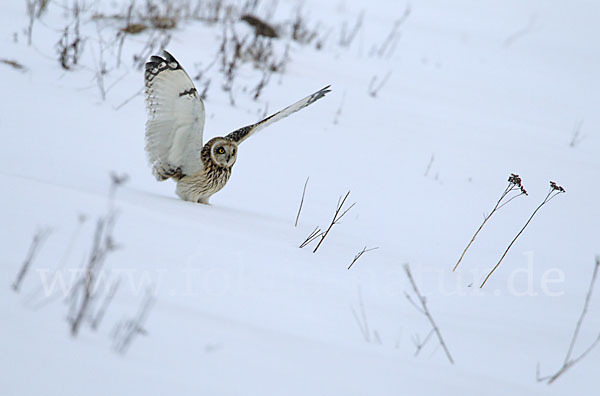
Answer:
[144,51,331,204]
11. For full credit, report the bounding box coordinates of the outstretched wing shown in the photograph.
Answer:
[226,85,331,144]
[144,51,205,178]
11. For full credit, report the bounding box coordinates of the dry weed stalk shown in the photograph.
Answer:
[12,228,52,292]
[370,6,411,58]
[453,173,528,272]
[24,214,87,308]
[69,215,119,337]
[351,288,381,344]
[404,263,454,364]
[112,288,156,354]
[70,172,128,336]
[424,154,435,177]
[537,257,600,384]
[90,278,121,331]
[311,191,355,253]
[299,226,322,249]
[294,177,309,227]
[569,119,584,148]
[25,0,49,46]
[503,15,536,48]
[339,11,364,47]
[480,181,566,288]
[347,246,379,270]
[56,1,85,70]
[368,71,392,97]
[412,328,435,357]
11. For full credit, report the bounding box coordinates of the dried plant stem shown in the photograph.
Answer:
[404,263,454,364]
[24,215,86,306]
[295,177,309,227]
[413,328,435,356]
[454,178,526,272]
[537,257,600,384]
[90,278,121,331]
[350,288,381,344]
[348,246,379,270]
[481,183,565,288]
[70,213,118,336]
[299,226,322,248]
[12,228,52,292]
[112,288,156,354]
[312,191,355,253]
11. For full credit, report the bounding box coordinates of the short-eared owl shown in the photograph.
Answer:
[144,51,331,204]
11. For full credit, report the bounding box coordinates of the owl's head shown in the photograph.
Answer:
[207,138,238,168]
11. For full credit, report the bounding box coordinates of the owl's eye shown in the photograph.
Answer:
[217,147,225,154]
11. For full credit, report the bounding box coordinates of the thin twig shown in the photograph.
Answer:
[413,328,435,356]
[503,15,536,48]
[404,263,454,364]
[12,228,52,292]
[90,277,121,331]
[481,181,565,288]
[299,226,322,248]
[453,174,527,272]
[114,86,143,111]
[295,177,309,227]
[312,191,355,253]
[537,257,600,384]
[112,288,156,354]
[351,288,376,343]
[569,119,584,148]
[348,246,379,270]
[424,154,434,177]
[367,71,392,97]
[24,214,87,306]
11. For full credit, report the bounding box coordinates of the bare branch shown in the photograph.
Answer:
[367,71,392,98]
[348,246,379,270]
[404,263,454,364]
[295,177,309,227]
[112,288,156,354]
[569,119,585,148]
[12,228,52,292]
[351,288,379,344]
[312,191,355,253]
[90,278,121,331]
[413,328,435,356]
[424,154,435,177]
[299,226,322,249]
[503,15,536,48]
[538,257,600,384]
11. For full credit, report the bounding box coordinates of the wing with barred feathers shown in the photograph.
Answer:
[226,85,331,144]
[144,51,205,179]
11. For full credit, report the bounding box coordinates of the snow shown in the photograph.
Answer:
[1,0,599,395]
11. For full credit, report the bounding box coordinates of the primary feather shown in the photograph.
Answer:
[144,51,205,177]
[226,85,332,143]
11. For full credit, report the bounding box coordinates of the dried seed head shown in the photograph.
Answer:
[520,186,528,195]
[508,173,524,188]
[550,181,566,192]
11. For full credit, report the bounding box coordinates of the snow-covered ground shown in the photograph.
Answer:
[1,0,599,394]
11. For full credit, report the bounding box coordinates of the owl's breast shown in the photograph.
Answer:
[176,163,232,203]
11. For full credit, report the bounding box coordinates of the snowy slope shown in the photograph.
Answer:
[1,0,599,395]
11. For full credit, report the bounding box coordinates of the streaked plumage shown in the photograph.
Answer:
[144,51,330,204]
